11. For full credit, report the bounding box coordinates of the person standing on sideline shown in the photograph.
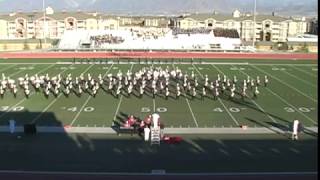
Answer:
[151,113,160,128]
[144,126,150,141]
[9,119,16,134]
[292,119,300,140]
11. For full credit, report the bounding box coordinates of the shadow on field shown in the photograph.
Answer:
[226,96,315,128]
[0,129,317,174]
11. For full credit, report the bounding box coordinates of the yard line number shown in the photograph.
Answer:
[17,66,34,70]
[284,107,315,113]
[0,106,24,112]
[230,67,247,71]
[141,107,167,113]
[62,106,95,112]
[272,67,286,71]
[213,107,246,113]
[59,66,76,70]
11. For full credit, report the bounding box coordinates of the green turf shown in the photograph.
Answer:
[0,58,317,128]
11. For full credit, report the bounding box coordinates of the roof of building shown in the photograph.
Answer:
[0,11,171,21]
[184,13,290,22]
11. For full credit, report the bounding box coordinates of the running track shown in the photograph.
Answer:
[0,51,317,60]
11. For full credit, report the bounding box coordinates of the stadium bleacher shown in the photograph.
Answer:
[58,28,242,51]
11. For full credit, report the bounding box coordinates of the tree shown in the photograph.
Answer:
[23,41,30,50]
[3,44,8,51]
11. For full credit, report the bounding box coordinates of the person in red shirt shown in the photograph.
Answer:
[123,120,130,128]
[127,115,136,126]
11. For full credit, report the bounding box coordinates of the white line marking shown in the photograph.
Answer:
[70,63,115,125]
[153,98,156,112]
[192,64,204,78]
[113,92,124,121]
[290,65,317,78]
[151,63,156,112]
[185,98,199,127]
[173,64,199,127]
[37,63,56,75]
[69,64,101,125]
[1,64,65,121]
[277,66,317,88]
[210,64,240,126]
[251,65,317,103]
[0,64,17,73]
[233,65,277,123]
[112,64,134,121]
[31,94,63,123]
[248,63,317,66]
[0,64,54,119]
[265,88,317,125]
[70,95,92,125]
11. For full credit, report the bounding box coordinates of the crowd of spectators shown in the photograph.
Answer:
[90,34,125,46]
[130,28,167,40]
[172,28,212,35]
[213,28,240,38]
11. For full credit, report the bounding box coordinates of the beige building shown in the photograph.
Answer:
[0,8,308,44]
[0,7,169,40]
[173,10,308,43]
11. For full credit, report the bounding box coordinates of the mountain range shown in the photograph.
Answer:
[0,0,317,17]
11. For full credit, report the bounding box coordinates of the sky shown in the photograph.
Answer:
[0,0,317,17]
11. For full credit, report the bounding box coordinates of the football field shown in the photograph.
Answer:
[0,58,317,130]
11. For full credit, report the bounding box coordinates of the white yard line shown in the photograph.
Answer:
[0,62,317,66]
[36,63,56,75]
[192,64,204,78]
[265,88,317,125]
[209,64,240,126]
[70,95,92,125]
[0,64,17,73]
[290,65,317,78]
[68,64,102,126]
[248,63,317,66]
[173,64,199,127]
[185,98,199,127]
[202,62,249,65]
[0,63,56,65]
[151,63,156,112]
[31,94,63,123]
[6,69,26,78]
[153,98,156,112]
[0,64,71,120]
[277,66,317,88]
[251,65,317,103]
[112,64,134,121]
[70,64,114,125]
[113,95,124,121]
[232,65,278,123]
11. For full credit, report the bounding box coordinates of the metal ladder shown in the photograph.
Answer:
[150,127,161,145]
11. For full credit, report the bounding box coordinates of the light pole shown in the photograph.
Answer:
[42,0,47,45]
[252,0,256,48]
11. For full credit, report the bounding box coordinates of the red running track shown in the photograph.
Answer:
[0,51,317,60]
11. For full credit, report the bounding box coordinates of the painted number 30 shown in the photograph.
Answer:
[284,107,312,113]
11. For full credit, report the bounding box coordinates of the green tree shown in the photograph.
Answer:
[23,41,30,50]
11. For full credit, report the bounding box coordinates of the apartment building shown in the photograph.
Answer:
[173,10,309,42]
[0,7,169,39]
[0,8,309,43]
